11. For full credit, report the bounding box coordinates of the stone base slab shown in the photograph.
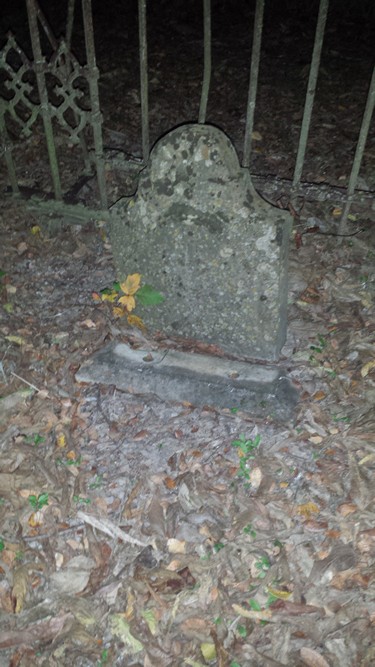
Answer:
[76,342,298,422]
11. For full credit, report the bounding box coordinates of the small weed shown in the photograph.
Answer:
[0,539,4,552]
[15,551,24,561]
[309,333,327,355]
[255,555,271,578]
[213,542,225,553]
[232,434,261,482]
[332,414,350,423]
[24,433,45,446]
[243,523,256,538]
[97,648,109,666]
[28,493,49,511]
[73,496,91,505]
[89,475,104,490]
[56,455,82,467]
[237,625,247,638]
[248,598,262,611]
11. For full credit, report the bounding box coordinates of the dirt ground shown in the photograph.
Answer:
[1,1,375,666]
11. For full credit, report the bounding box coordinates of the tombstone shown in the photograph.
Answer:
[76,124,298,420]
[110,123,291,361]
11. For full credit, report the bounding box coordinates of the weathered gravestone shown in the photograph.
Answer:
[110,123,291,361]
[76,124,298,419]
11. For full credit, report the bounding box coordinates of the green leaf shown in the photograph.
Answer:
[237,624,247,637]
[248,598,262,611]
[136,284,165,306]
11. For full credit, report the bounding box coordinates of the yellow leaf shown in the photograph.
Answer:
[5,335,25,346]
[361,359,375,378]
[101,292,117,302]
[252,130,263,141]
[232,603,272,622]
[267,586,292,600]
[127,314,147,331]
[110,615,143,653]
[28,510,44,527]
[56,433,66,448]
[332,207,342,217]
[31,225,41,235]
[113,305,126,318]
[118,295,136,312]
[200,643,216,661]
[296,502,320,519]
[141,608,158,636]
[120,273,141,296]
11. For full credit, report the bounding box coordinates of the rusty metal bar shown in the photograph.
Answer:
[339,65,375,234]
[0,99,19,195]
[66,0,76,53]
[242,0,264,169]
[138,0,149,162]
[291,0,329,197]
[26,0,62,200]
[198,0,211,124]
[81,0,108,210]
[34,1,58,50]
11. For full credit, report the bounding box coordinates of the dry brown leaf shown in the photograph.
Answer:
[331,568,370,590]
[12,565,29,613]
[300,646,331,667]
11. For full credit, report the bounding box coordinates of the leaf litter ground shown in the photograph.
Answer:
[0,199,374,667]
[0,3,375,665]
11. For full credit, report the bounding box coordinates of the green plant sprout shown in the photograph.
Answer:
[243,524,257,538]
[237,625,247,638]
[332,414,351,423]
[24,433,45,446]
[73,496,91,505]
[232,434,261,482]
[255,554,271,578]
[97,648,109,666]
[309,333,327,354]
[56,455,82,467]
[28,493,49,511]
[89,475,104,489]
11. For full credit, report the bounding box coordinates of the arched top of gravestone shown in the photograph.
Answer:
[148,123,242,186]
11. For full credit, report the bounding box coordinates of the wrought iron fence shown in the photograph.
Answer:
[0,0,374,229]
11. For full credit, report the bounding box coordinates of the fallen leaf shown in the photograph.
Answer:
[12,566,29,613]
[297,502,320,519]
[167,538,186,554]
[200,643,216,661]
[300,646,331,667]
[232,603,272,622]
[361,359,375,377]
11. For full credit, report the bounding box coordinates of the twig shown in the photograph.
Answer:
[10,371,41,392]
[77,510,151,548]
